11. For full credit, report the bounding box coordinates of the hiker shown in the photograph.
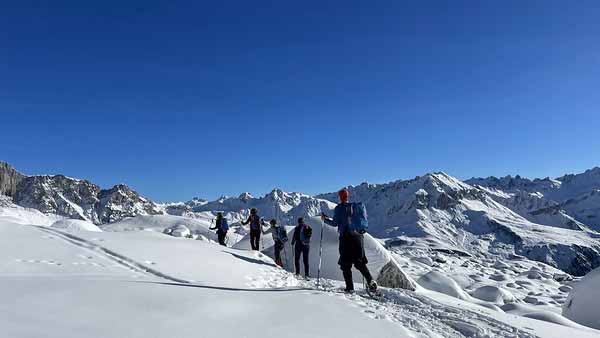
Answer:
[241,208,262,250]
[321,188,377,293]
[209,212,229,246]
[261,219,288,267]
[291,217,312,278]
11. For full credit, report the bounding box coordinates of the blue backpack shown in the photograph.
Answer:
[299,224,312,244]
[348,202,368,234]
[220,219,229,232]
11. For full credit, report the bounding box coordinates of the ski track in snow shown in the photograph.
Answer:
[34,225,539,338]
[34,226,189,283]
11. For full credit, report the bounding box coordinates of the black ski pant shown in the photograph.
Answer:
[217,230,227,246]
[294,243,310,277]
[339,233,373,291]
[273,240,284,266]
[250,229,261,251]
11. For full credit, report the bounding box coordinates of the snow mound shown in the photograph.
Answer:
[502,303,589,329]
[523,312,588,329]
[563,267,600,329]
[103,214,222,240]
[51,219,102,232]
[417,271,470,300]
[470,285,516,304]
[163,224,191,238]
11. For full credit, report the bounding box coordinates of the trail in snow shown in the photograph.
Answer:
[35,226,191,284]
[293,279,538,338]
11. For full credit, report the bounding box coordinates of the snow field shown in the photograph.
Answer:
[1,211,600,337]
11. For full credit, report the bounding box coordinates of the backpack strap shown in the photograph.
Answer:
[347,203,353,233]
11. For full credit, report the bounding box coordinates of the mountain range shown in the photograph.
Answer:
[1,160,599,276]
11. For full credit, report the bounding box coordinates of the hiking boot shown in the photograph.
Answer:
[368,280,378,293]
[344,288,355,294]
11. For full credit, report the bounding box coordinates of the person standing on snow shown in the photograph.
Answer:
[321,188,377,293]
[291,217,312,279]
[261,219,288,267]
[209,212,228,246]
[241,208,262,251]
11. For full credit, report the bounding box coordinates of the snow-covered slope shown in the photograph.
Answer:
[0,195,62,226]
[468,167,600,231]
[561,189,600,230]
[3,213,599,337]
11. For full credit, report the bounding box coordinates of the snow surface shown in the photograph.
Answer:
[2,209,600,338]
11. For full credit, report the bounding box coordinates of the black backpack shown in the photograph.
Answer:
[250,215,261,230]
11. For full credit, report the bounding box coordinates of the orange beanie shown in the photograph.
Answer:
[338,188,350,203]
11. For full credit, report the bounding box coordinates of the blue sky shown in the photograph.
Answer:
[1,1,599,201]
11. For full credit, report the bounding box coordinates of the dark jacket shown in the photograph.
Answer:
[242,214,261,231]
[291,224,311,246]
[210,218,227,233]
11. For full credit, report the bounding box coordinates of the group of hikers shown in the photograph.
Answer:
[208,188,377,293]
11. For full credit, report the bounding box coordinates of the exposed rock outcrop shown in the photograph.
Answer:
[0,161,25,198]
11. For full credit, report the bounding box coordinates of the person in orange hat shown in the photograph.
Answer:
[322,188,377,293]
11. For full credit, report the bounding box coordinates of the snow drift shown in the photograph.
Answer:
[563,267,600,329]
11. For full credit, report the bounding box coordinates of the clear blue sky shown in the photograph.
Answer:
[1,1,599,201]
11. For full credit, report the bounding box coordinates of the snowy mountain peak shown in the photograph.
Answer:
[421,172,474,193]
[238,192,253,201]
[0,161,162,224]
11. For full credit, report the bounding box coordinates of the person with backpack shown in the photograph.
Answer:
[241,208,262,251]
[209,212,229,246]
[261,219,288,267]
[291,217,312,279]
[321,188,377,293]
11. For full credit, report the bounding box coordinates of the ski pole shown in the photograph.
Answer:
[317,212,325,288]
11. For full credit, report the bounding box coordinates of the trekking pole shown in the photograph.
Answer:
[208,219,214,241]
[317,212,325,288]
[261,220,265,251]
[283,241,288,270]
